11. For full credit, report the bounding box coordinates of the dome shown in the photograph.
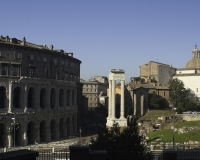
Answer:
[186,58,200,68]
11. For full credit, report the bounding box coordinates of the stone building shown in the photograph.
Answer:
[174,45,200,100]
[126,81,170,117]
[140,61,176,86]
[81,76,108,109]
[0,35,81,148]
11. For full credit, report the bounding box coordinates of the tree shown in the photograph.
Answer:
[150,92,165,109]
[89,123,152,160]
[168,78,188,105]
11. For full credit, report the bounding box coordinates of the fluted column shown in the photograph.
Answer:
[120,80,125,119]
[108,80,112,118]
[111,80,115,119]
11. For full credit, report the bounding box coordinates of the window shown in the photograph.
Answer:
[45,68,49,78]
[14,52,19,58]
[54,59,57,66]
[12,65,19,76]
[197,88,198,92]
[29,67,35,77]
[1,64,7,75]
[0,50,2,56]
[43,57,47,62]
[164,92,165,96]
[38,56,41,61]
[30,55,34,60]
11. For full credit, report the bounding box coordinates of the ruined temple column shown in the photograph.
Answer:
[120,80,125,119]
[108,80,112,119]
[111,80,116,119]
[8,81,13,113]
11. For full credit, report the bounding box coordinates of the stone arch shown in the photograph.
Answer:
[59,118,65,138]
[28,87,35,108]
[0,123,5,147]
[0,86,6,108]
[50,88,56,109]
[40,120,47,142]
[66,117,70,136]
[72,89,74,106]
[27,121,35,144]
[59,89,64,107]
[50,119,57,140]
[13,87,22,108]
[40,88,47,109]
[67,89,70,106]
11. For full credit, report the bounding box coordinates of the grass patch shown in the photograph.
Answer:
[175,120,200,128]
[138,110,172,121]
[147,120,200,143]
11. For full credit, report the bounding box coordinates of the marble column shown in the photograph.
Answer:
[108,80,112,118]
[4,126,12,148]
[111,80,115,119]
[120,80,125,119]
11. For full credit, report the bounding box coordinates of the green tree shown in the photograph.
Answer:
[150,92,164,109]
[89,123,152,160]
[168,78,188,105]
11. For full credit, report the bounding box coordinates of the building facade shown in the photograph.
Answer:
[0,35,81,148]
[140,61,176,86]
[174,45,200,100]
[81,76,108,109]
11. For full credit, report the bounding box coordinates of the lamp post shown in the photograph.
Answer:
[11,106,19,148]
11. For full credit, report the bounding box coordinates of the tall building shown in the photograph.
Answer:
[0,35,81,148]
[140,61,176,86]
[81,76,108,109]
[174,45,200,100]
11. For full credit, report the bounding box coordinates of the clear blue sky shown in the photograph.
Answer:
[1,1,200,82]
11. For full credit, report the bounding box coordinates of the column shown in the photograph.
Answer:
[134,94,137,116]
[120,80,125,119]
[111,80,115,119]
[108,80,112,119]
[23,84,28,113]
[4,126,12,148]
[8,81,13,113]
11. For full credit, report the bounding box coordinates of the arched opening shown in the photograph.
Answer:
[59,118,65,139]
[40,88,46,109]
[40,120,47,142]
[28,88,35,108]
[59,89,64,107]
[66,118,70,137]
[50,88,56,109]
[50,119,57,140]
[67,89,70,106]
[13,87,21,108]
[72,90,74,106]
[27,121,35,144]
[0,87,6,108]
[0,123,5,147]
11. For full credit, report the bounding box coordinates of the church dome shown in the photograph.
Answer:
[186,45,200,68]
[186,59,200,68]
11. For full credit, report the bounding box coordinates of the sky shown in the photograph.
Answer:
[1,1,200,83]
